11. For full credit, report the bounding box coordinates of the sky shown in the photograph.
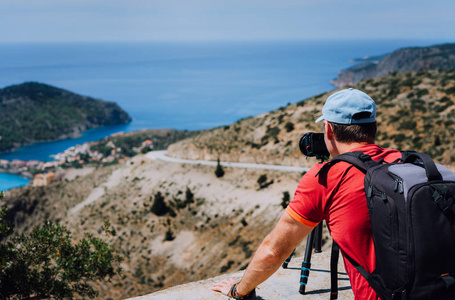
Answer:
[0,0,454,43]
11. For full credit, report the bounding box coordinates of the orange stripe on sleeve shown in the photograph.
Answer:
[285,206,319,228]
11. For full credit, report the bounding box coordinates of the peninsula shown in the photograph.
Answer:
[332,43,455,87]
[0,82,132,153]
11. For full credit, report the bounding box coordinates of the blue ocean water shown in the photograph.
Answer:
[0,173,31,191]
[0,39,450,189]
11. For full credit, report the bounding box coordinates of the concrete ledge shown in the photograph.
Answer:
[128,250,353,300]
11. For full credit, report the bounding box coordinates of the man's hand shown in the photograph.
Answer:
[209,212,314,298]
[210,278,238,296]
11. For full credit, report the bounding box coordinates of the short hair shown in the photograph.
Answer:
[327,112,377,143]
[330,122,377,143]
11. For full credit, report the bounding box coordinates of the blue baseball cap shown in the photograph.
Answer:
[315,88,376,124]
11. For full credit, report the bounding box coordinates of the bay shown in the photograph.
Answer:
[0,39,450,190]
[0,173,31,191]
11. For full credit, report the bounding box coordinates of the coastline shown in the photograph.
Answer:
[0,168,33,179]
[0,120,132,156]
[2,131,85,155]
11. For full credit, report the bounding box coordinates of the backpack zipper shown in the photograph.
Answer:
[393,178,404,194]
[385,193,399,252]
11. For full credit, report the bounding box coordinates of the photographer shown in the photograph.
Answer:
[211,88,401,299]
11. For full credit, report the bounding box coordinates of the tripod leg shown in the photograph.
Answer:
[314,222,323,253]
[299,228,316,295]
[282,249,295,269]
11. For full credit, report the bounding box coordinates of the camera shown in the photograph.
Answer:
[299,132,330,161]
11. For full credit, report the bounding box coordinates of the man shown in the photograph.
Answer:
[211,88,401,299]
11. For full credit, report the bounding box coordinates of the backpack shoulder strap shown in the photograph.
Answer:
[400,150,416,161]
[316,151,379,177]
[330,241,340,300]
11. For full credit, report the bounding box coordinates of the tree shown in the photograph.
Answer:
[150,191,169,216]
[163,228,175,241]
[281,191,290,209]
[0,193,123,299]
[214,159,225,178]
[185,187,194,205]
[257,174,273,189]
[140,146,152,154]
[257,174,267,188]
[0,201,11,238]
[284,122,295,132]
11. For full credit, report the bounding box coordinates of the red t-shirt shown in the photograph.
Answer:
[286,144,401,300]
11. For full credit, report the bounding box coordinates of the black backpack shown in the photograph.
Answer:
[319,151,455,300]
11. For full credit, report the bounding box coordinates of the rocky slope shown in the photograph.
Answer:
[3,154,305,299]
[0,82,131,152]
[168,69,455,167]
[331,43,455,88]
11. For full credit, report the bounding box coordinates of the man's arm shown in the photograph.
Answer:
[211,211,315,297]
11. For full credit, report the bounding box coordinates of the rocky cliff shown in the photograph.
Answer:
[331,43,455,88]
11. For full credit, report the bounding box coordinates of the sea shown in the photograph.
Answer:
[0,39,450,190]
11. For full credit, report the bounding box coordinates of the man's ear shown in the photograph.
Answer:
[324,121,334,141]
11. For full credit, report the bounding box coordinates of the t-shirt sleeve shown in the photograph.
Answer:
[287,164,326,227]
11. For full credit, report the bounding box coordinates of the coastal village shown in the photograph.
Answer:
[0,132,154,187]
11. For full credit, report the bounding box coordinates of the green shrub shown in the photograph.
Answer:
[416,88,429,97]
[399,120,417,130]
[284,122,295,132]
[445,86,455,95]
[164,229,175,241]
[391,133,406,143]
[220,260,235,273]
[257,174,267,188]
[168,207,177,218]
[246,141,261,149]
[410,99,426,112]
[140,146,152,154]
[266,126,280,139]
[402,78,414,87]
[241,218,248,226]
[434,135,442,146]
[185,187,194,205]
[281,191,290,209]
[296,100,305,107]
[0,196,123,300]
[0,204,11,238]
[215,159,225,178]
[150,192,169,216]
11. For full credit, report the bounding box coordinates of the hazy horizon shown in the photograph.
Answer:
[1,0,454,43]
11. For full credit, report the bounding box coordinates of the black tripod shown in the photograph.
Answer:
[282,222,340,299]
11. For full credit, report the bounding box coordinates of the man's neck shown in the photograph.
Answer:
[333,141,373,157]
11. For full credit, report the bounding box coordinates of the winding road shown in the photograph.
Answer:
[146,150,310,173]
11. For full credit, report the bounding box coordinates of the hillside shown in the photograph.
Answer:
[168,69,455,167]
[0,82,132,152]
[2,69,455,299]
[331,43,455,87]
[3,155,303,299]
[89,128,198,158]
